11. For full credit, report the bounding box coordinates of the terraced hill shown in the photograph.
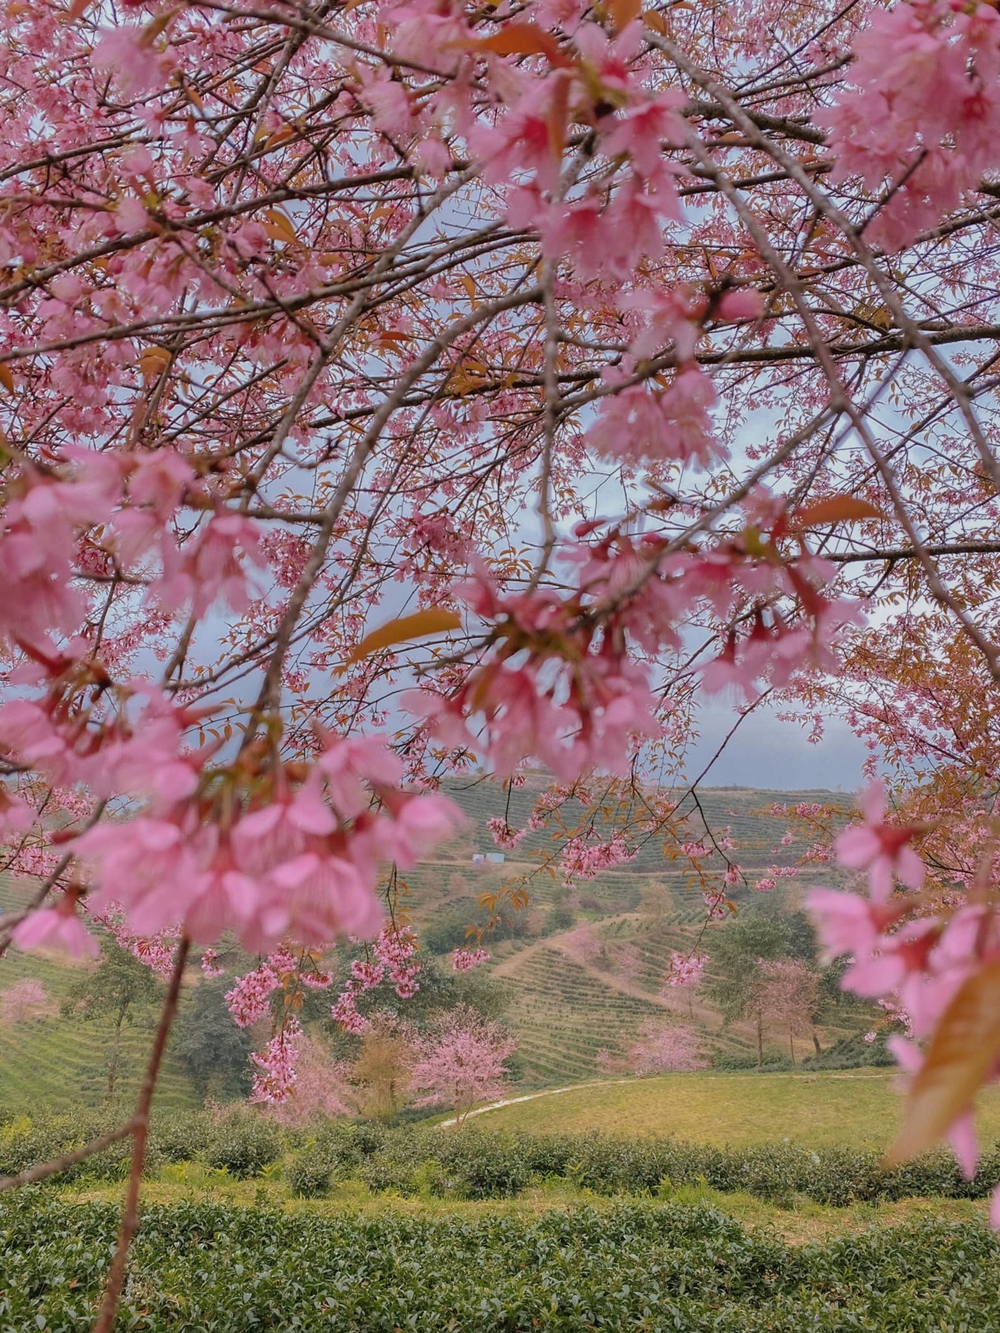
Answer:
[0,880,200,1114]
[409,779,865,1086]
[0,782,867,1110]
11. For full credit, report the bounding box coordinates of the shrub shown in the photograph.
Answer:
[285,1143,333,1198]
[4,1196,1000,1331]
[203,1111,282,1178]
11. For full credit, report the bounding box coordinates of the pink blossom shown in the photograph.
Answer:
[93,26,170,98]
[585,367,723,470]
[411,1005,515,1123]
[663,950,705,988]
[200,949,225,977]
[452,946,490,971]
[487,817,526,851]
[226,961,280,1028]
[804,887,884,962]
[11,900,97,957]
[250,1018,302,1104]
[156,514,265,618]
[834,784,925,900]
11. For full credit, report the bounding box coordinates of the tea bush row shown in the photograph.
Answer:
[3,1109,999,1207]
[2,1194,998,1332]
[285,1124,1000,1207]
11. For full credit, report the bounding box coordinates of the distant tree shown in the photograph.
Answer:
[411,1005,516,1127]
[175,980,255,1102]
[349,1015,415,1121]
[616,943,644,985]
[0,977,48,1024]
[267,1032,352,1127]
[628,1020,707,1075]
[758,959,822,1064]
[61,937,162,1102]
[707,913,790,1067]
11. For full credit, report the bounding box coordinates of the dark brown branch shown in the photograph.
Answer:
[91,937,190,1333]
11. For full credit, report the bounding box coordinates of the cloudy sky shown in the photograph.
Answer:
[684,701,868,792]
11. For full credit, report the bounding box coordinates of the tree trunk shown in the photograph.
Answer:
[756,1013,763,1068]
[812,1028,822,1057]
[789,1029,794,1064]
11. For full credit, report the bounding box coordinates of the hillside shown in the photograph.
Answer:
[0,782,869,1111]
[406,779,864,1085]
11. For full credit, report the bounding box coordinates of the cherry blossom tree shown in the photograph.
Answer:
[266,1032,352,1127]
[757,958,821,1064]
[616,942,645,985]
[4,0,1000,1316]
[411,1005,516,1125]
[628,1019,707,1075]
[0,977,48,1024]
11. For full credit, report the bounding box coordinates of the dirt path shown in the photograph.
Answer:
[437,1078,634,1128]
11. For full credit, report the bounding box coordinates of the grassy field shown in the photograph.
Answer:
[466,1069,1000,1150]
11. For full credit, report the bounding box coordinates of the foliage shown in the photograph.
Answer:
[60,936,162,1101]
[202,1109,283,1179]
[348,1018,416,1123]
[707,912,796,1067]
[174,981,255,1102]
[5,1196,1000,1331]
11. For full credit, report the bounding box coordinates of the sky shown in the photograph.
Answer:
[684,700,868,791]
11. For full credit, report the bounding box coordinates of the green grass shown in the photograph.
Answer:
[468,1069,1000,1150]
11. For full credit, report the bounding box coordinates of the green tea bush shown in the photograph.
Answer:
[203,1109,282,1178]
[3,1194,1000,1332]
[330,1128,1000,1207]
[284,1142,332,1198]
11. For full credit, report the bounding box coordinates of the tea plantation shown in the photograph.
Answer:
[2,1195,999,1332]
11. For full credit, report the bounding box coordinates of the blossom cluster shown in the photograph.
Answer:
[807,784,1000,1225]
[407,497,861,780]
[329,926,421,1034]
[663,950,707,989]
[822,0,1000,251]
[559,833,638,888]
[451,946,491,972]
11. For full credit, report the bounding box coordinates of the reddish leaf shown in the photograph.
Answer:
[463,24,565,63]
[343,607,462,666]
[794,496,885,528]
[610,0,642,29]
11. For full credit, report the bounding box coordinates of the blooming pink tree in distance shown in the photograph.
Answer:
[2,0,1000,1316]
[756,958,821,1064]
[628,1019,707,1075]
[0,977,48,1025]
[616,942,645,985]
[411,1006,516,1125]
[264,1032,352,1127]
